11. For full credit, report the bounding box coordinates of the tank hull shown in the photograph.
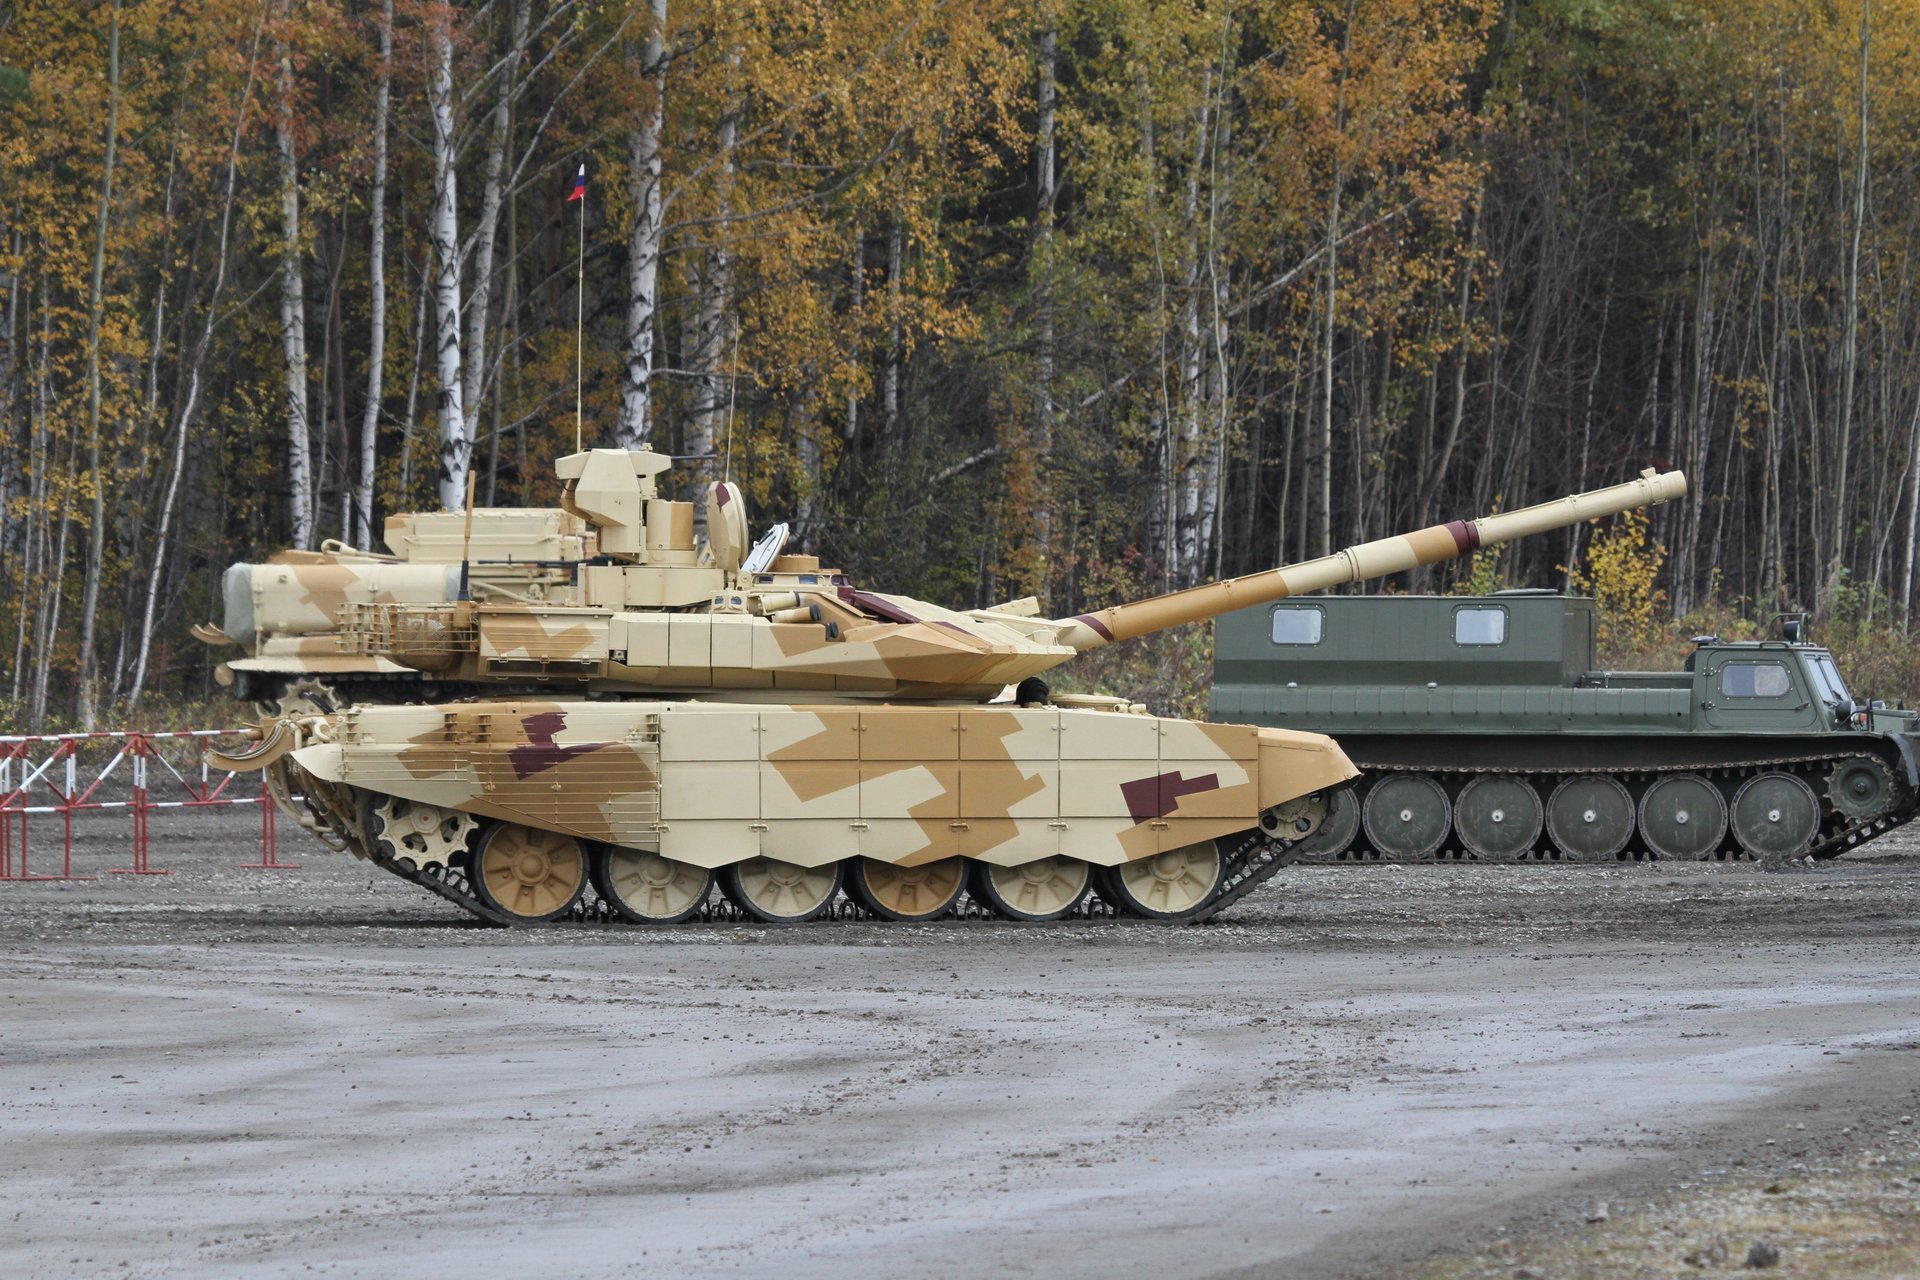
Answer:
[228,701,1358,925]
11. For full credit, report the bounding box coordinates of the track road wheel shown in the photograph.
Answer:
[722,858,841,923]
[368,795,479,871]
[1360,774,1451,861]
[847,857,965,922]
[1452,775,1543,861]
[592,846,712,924]
[1102,840,1224,921]
[1545,775,1635,860]
[1637,774,1728,860]
[1730,772,1821,859]
[471,822,588,923]
[970,856,1092,922]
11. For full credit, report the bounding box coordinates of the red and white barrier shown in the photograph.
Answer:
[0,729,296,880]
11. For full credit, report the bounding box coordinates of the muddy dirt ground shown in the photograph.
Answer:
[3,806,1918,1279]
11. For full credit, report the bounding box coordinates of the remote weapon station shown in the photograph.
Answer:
[213,450,1685,927]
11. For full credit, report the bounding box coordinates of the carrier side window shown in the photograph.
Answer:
[1452,606,1506,646]
[1721,661,1791,699]
[1269,606,1324,646]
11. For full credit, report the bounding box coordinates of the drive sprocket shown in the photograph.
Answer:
[1826,756,1897,822]
[258,676,343,719]
[369,795,479,871]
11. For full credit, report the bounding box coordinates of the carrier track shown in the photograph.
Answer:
[1300,748,1911,866]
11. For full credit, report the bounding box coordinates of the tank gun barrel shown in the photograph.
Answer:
[1056,469,1687,652]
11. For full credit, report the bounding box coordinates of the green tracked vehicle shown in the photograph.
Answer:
[1211,590,1920,863]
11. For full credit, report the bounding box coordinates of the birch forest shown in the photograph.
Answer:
[3,0,1918,727]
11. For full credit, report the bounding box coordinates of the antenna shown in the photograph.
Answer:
[574,172,586,453]
[457,468,476,601]
[723,324,740,486]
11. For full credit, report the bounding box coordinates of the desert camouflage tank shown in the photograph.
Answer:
[212,454,1686,927]
[194,501,597,714]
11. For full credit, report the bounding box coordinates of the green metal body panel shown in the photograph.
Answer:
[1212,590,1920,775]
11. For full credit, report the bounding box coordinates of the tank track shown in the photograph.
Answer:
[353,820,1297,929]
[1302,748,1911,866]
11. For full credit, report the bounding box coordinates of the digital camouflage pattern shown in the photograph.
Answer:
[260,699,1357,869]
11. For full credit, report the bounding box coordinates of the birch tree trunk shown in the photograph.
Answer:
[429,11,469,510]
[354,0,393,549]
[129,27,259,709]
[462,0,526,450]
[883,220,903,438]
[275,15,313,548]
[74,0,121,728]
[616,0,668,451]
[1829,0,1870,588]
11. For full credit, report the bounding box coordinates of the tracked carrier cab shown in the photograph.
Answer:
[1213,590,1920,863]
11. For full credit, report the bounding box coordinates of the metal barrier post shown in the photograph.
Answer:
[239,769,297,869]
[0,741,19,880]
[107,734,168,876]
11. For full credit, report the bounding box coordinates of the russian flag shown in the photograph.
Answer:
[566,163,586,203]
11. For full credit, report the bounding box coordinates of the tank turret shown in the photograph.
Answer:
[193,480,608,711]
[344,450,1688,702]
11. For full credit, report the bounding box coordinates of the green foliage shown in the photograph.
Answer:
[1452,541,1507,596]
[1571,510,1667,666]
[1051,624,1216,723]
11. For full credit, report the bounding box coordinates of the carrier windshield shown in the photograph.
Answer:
[1805,652,1852,708]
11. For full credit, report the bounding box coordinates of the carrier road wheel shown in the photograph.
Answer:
[1453,775,1544,861]
[369,795,478,870]
[970,856,1092,922]
[1102,840,1224,921]
[593,846,712,924]
[1291,786,1361,861]
[1827,757,1896,822]
[1637,774,1728,860]
[722,857,841,924]
[1730,772,1821,859]
[1360,774,1451,861]
[1545,775,1635,860]
[471,822,588,923]
[847,857,965,922]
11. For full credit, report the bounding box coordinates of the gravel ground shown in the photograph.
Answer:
[3,804,1918,1279]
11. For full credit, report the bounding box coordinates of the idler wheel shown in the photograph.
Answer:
[969,856,1092,922]
[1827,757,1895,822]
[1101,840,1224,921]
[1360,774,1451,861]
[1452,775,1543,861]
[471,822,588,923]
[592,846,713,924]
[847,856,965,922]
[1544,775,1634,860]
[721,857,841,924]
[1290,786,1361,861]
[1637,774,1728,860]
[1730,772,1821,859]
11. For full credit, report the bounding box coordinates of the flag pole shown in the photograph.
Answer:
[574,170,585,453]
